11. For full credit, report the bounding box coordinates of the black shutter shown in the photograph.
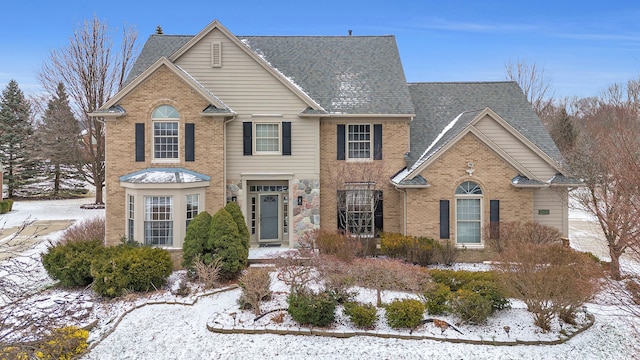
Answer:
[337,190,346,231]
[374,190,383,234]
[337,124,345,160]
[439,200,450,239]
[135,123,145,162]
[282,122,291,155]
[490,200,500,239]
[243,122,252,156]
[185,123,195,161]
[373,124,382,160]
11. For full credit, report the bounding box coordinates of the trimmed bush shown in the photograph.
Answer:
[287,290,336,327]
[343,302,378,329]
[380,232,410,259]
[429,269,497,292]
[412,236,439,266]
[209,208,246,279]
[385,298,424,330]
[182,211,213,269]
[0,200,11,214]
[5,198,14,211]
[41,239,104,287]
[315,230,362,262]
[422,282,452,315]
[91,245,172,298]
[464,279,509,312]
[451,289,492,324]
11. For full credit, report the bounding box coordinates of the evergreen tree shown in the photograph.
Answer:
[182,211,213,269]
[38,83,82,196]
[208,208,247,279]
[225,201,250,253]
[0,80,37,197]
[549,108,577,154]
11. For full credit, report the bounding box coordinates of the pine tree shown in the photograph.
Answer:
[38,83,82,196]
[0,80,37,198]
[549,108,577,154]
[209,208,247,279]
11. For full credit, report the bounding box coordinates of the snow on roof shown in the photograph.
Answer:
[120,168,210,184]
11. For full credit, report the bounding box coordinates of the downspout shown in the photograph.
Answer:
[223,115,236,208]
[393,185,408,235]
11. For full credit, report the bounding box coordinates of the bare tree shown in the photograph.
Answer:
[568,90,640,280]
[325,160,389,255]
[38,15,138,204]
[505,59,554,116]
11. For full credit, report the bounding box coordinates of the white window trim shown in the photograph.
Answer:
[454,182,484,248]
[144,195,174,247]
[253,120,282,155]
[346,123,372,162]
[345,187,375,238]
[152,120,180,163]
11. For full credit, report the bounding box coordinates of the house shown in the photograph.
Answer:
[93,20,577,265]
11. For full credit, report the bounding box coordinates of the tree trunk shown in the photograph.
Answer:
[53,163,60,196]
[609,245,623,280]
[94,180,104,204]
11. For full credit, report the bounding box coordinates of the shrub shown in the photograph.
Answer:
[287,290,336,327]
[35,326,88,360]
[238,267,272,315]
[429,269,497,292]
[225,201,250,253]
[343,302,378,329]
[412,236,439,266]
[182,211,213,269]
[192,254,222,289]
[208,208,247,280]
[317,255,358,304]
[60,217,105,243]
[91,245,172,298]
[496,241,603,331]
[41,239,104,287]
[485,221,562,253]
[451,289,492,324]
[0,200,10,214]
[315,230,362,262]
[380,232,410,259]
[352,258,431,307]
[422,282,452,315]
[5,198,13,211]
[385,298,424,330]
[464,279,509,312]
[438,240,462,265]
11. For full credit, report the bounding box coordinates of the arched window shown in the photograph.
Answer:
[152,105,180,160]
[455,181,483,245]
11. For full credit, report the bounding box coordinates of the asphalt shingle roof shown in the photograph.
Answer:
[406,82,562,170]
[127,34,415,115]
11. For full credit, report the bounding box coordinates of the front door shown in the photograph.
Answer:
[260,194,279,241]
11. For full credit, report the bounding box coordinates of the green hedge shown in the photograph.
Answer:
[385,298,424,329]
[288,290,337,327]
[41,239,104,287]
[91,245,172,298]
[343,302,378,329]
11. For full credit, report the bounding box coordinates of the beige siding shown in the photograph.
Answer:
[533,188,568,236]
[474,115,557,180]
[175,28,319,179]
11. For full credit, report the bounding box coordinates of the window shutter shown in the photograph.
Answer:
[439,200,450,239]
[337,190,346,231]
[211,41,222,67]
[337,124,345,160]
[374,190,383,234]
[373,124,382,160]
[243,122,252,156]
[185,123,195,161]
[282,122,291,156]
[490,200,500,239]
[135,123,145,162]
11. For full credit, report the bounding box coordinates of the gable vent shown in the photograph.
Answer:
[211,41,222,68]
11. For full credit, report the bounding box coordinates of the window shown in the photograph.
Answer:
[338,188,379,237]
[347,124,371,159]
[455,181,482,245]
[186,194,199,229]
[144,196,173,246]
[255,123,280,153]
[152,105,179,160]
[128,195,135,240]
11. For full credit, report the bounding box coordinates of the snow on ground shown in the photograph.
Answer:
[1,197,640,359]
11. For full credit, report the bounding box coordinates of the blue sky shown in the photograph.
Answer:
[2,0,640,99]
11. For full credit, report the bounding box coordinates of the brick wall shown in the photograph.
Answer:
[104,65,226,246]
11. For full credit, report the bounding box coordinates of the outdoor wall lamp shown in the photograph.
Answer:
[297,196,303,206]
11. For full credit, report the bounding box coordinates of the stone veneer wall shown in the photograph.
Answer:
[291,179,320,246]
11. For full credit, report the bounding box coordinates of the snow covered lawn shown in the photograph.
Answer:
[1,197,640,359]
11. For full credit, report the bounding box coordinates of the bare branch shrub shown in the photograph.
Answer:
[238,267,272,315]
[484,221,562,254]
[192,254,222,290]
[315,230,362,262]
[296,228,319,257]
[60,217,105,244]
[496,240,603,331]
[316,255,358,303]
[273,250,319,292]
[438,240,462,266]
[351,258,430,307]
